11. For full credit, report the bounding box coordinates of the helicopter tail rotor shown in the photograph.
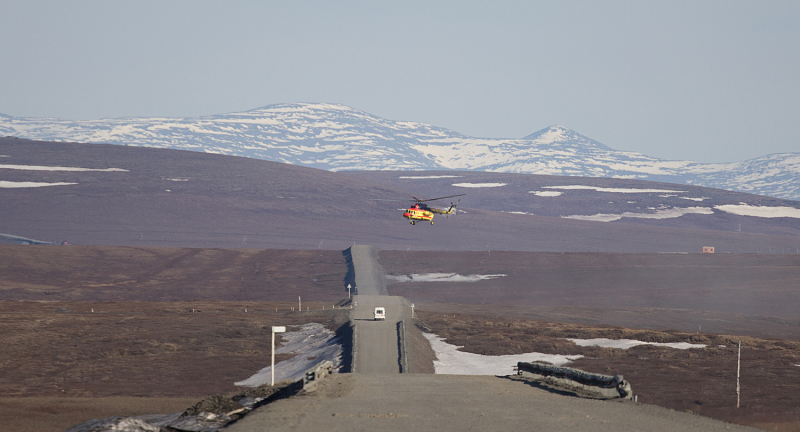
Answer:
[449,199,460,217]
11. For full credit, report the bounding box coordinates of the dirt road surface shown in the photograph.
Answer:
[226,374,757,432]
[351,295,409,374]
[351,245,387,296]
[350,244,409,374]
[229,246,758,431]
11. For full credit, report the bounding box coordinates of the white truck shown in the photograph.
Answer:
[373,307,386,321]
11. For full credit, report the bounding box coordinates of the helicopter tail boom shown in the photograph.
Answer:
[431,199,460,215]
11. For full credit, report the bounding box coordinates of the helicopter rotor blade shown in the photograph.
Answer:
[370,198,414,202]
[416,193,466,203]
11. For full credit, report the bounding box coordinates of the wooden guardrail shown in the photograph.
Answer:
[517,362,633,399]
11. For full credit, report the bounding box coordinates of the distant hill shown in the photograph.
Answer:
[1,103,798,200]
[350,170,800,238]
[1,137,798,253]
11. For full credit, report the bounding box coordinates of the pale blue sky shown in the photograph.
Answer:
[1,1,798,163]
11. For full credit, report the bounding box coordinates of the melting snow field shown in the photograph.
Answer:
[529,190,563,197]
[543,185,685,194]
[568,338,707,350]
[0,164,128,172]
[714,203,800,219]
[234,323,343,387]
[562,206,713,222]
[425,333,582,375]
[387,273,506,282]
[398,175,464,179]
[0,181,78,188]
[452,182,507,188]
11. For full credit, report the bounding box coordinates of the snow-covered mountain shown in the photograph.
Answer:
[1,103,798,200]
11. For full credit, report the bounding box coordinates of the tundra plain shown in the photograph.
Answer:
[1,138,799,431]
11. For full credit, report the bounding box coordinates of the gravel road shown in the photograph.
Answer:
[351,295,408,374]
[351,245,387,296]
[227,245,757,431]
[349,244,408,374]
[227,374,757,432]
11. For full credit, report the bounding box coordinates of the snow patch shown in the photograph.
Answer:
[569,338,707,350]
[563,206,714,222]
[398,175,464,179]
[387,273,506,283]
[234,323,343,387]
[0,164,128,172]
[714,203,800,219]
[452,182,507,188]
[543,185,685,193]
[0,181,78,188]
[425,333,581,375]
[529,191,563,197]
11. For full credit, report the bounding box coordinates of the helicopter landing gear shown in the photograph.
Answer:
[430,221,433,225]
[410,221,415,225]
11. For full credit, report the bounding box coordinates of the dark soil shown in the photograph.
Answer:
[0,245,350,302]
[418,310,800,431]
[0,397,198,432]
[0,300,348,398]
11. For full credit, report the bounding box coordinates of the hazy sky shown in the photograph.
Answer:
[1,1,798,163]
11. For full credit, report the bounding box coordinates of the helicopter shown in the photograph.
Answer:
[374,194,466,225]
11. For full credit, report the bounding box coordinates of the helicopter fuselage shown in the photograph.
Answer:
[403,204,434,224]
[403,202,455,225]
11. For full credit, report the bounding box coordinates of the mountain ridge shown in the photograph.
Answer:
[1,103,797,200]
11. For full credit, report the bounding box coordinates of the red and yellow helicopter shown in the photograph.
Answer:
[374,194,466,225]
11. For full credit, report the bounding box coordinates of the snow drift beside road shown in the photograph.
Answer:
[235,323,343,387]
[424,333,581,375]
[387,273,506,283]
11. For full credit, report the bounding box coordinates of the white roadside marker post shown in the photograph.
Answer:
[348,284,351,299]
[737,339,741,408]
[298,296,301,313]
[272,326,286,386]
